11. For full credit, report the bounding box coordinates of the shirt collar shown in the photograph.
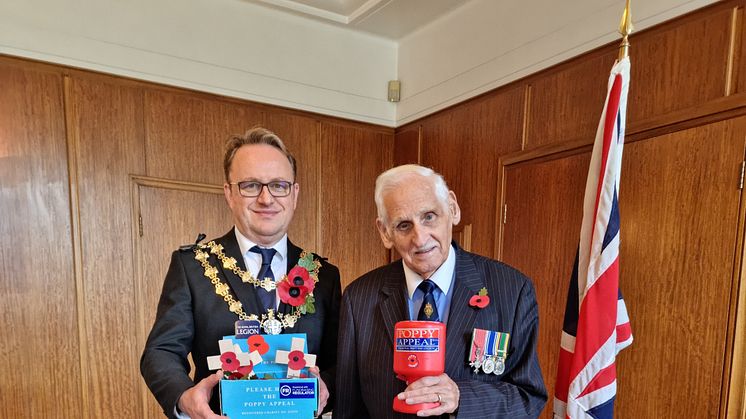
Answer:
[404,244,456,299]
[233,226,287,263]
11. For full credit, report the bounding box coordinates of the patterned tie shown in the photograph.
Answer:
[417,279,440,322]
[249,246,277,311]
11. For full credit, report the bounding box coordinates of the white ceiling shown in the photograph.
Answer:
[247,0,474,39]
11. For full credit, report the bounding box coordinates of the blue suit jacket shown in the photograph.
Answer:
[141,230,341,417]
[335,245,546,418]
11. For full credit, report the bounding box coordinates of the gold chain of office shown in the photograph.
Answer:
[192,241,320,330]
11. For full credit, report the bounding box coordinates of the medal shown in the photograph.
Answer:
[469,328,510,375]
[482,357,495,374]
[494,356,505,375]
[262,317,283,335]
[469,346,483,373]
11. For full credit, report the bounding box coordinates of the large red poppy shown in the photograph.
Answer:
[287,350,307,370]
[247,335,269,355]
[220,352,239,372]
[288,266,315,293]
[278,269,312,307]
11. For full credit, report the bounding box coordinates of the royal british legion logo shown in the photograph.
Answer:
[395,328,440,352]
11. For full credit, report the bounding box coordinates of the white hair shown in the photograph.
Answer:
[374,164,450,223]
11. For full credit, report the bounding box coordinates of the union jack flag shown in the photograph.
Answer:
[553,57,634,419]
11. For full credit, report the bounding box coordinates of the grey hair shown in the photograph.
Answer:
[374,164,450,224]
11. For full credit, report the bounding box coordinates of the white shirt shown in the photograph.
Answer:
[403,244,457,324]
[234,226,288,310]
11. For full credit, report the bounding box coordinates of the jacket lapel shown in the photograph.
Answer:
[379,261,408,347]
[215,230,264,317]
[445,247,484,371]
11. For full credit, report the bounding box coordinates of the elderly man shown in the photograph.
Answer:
[336,164,546,418]
[141,127,341,418]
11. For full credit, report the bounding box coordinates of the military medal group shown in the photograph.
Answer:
[469,328,509,375]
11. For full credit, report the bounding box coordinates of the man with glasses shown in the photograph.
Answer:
[141,127,341,419]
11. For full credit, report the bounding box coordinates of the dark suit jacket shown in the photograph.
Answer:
[141,230,341,418]
[335,245,546,419]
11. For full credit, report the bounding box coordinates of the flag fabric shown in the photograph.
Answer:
[553,56,634,419]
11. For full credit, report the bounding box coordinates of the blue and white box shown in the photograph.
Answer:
[218,333,318,418]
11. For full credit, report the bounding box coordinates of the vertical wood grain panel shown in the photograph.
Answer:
[503,118,746,418]
[69,75,146,418]
[614,119,744,418]
[0,59,83,418]
[525,51,616,150]
[145,91,263,185]
[627,6,733,125]
[393,125,420,166]
[135,182,232,418]
[502,151,589,418]
[421,86,524,257]
[265,112,319,250]
[319,122,393,287]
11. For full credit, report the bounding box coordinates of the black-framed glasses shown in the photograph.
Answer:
[229,180,294,197]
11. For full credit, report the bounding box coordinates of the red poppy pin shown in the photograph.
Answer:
[287,350,307,370]
[220,352,240,372]
[247,335,270,355]
[469,287,490,309]
[278,265,317,314]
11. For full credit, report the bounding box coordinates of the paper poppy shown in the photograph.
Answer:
[287,350,307,370]
[470,288,490,309]
[288,266,315,293]
[469,295,489,308]
[237,364,253,378]
[278,276,310,307]
[247,335,270,355]
[220,352,239,372]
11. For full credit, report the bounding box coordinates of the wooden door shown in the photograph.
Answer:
[133,178,233,418]
[501,117,746,418]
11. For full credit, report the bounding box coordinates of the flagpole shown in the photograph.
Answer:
[618,0,634,59]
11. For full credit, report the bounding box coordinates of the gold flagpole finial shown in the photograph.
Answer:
[618,0,633,59]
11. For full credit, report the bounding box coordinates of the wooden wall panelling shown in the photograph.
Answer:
[626,2,734,126]
[727,2,741,97]
[144,91,263,185]
[502,117,746,418]
[393,124,421,166]
[131,177,232,418]
[68,74,147,418]
[206,99,266,147]
[614,119,745,418]
[726,115,746,419]
[318,122,393,288]
[501,151,589,419]
[0,59,83,418]
[420,85,525,257]
[525,50,617,150]
[264,112,320,251]
[729,0,746,96]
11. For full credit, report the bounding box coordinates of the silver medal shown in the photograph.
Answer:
[262,318,282,335]
[482,357,496,374]
[494,357,505,375]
